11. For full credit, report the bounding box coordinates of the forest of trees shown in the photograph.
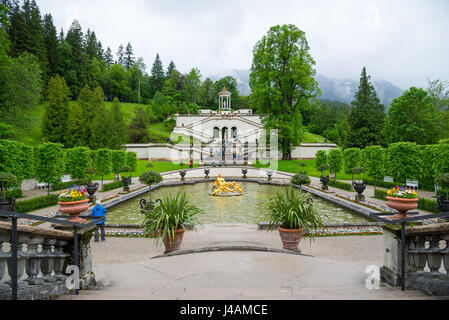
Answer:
[0,0,249,145]
[1,1,448,151]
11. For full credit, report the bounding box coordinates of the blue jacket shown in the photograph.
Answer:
[92,204,107,225]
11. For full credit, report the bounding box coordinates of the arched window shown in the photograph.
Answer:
[213,127,220,139]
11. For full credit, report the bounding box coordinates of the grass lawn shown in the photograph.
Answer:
[300,132,329,144]
[253,159,353,180]
[92,160,199,181]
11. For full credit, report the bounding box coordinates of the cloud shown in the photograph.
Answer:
[36,0,449,89]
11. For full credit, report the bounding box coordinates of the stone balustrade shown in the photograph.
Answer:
[381,222,449,296]
[0,222,94,300]
[405,223,449,296]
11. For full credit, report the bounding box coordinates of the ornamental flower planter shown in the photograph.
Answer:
[437,196,449,213]
[163,228,185,253]
[242,169,248,178]
[58,199,90,223]
[386,197,419,220]
[84,183,99,203]
[278,226,304,251]
[353,182,366,195]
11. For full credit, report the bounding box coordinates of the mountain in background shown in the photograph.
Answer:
[209,69,404,108]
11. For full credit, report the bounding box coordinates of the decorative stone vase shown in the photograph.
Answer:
[320,176,329,191]
[353,182,366,195]
[121,177,132,192]
[163,228,185,253]
[267,170,273,181]
[84,183,99,203]
[0,198,15,213]
[180,170,187,181]
[386,197,419,220]
[242,169,248,179]
[204,169,210,179]
[437,195,449,213]
[58,199,89,223]
[278,226,304,251]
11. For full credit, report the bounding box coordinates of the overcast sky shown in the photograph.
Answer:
[37,0,449,89]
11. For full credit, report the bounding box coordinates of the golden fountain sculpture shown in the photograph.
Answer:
[210,174,243,196]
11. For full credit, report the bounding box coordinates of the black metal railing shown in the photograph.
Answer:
[0,209,104,300]
[369,211,449,291]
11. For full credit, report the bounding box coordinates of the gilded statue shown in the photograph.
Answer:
[211,174,243,196]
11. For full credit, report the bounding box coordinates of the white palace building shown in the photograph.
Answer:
[125,87,336,164]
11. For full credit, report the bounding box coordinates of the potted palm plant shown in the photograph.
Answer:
[268,187,325,251]
[436,173,449,212]
[141,192,202,253]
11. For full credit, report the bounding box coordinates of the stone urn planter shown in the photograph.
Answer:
[353,182,366,195]
[163,228,185,253]
[320,176,329,191]
[0,198,15,212]
[121,177,132,192]
[84,183,99,203]
[242,169,248,179]
[267,170,273,181]
[386,197,419,220]
[437,195,449,213]
[204,169,210,179]
[58,199,90,223]
[278,226,304,251]
[179,170,187,181]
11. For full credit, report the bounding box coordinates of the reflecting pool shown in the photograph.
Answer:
[106,182,368,225]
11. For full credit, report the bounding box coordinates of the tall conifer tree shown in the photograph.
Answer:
[346,67,386,148]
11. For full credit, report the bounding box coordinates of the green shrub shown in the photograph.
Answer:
[374,189,388,200]
[365,179,397,190]
[102,181,124,192]
[328,180,353,191]
[343,148,362,175]
[328,149,343,176]
[5,188,23,199]
[315,150,327,170]
[418,198,438,213]
[0,140,35,181]
[65,147,92,181]
[291,173,311,186]
[15,194,59,213]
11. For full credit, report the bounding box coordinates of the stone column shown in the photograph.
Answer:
[53,240,69,281]
[25,236,44,285]
[40,238,57,283]
[6,234,29,288]
[0,232,10,291]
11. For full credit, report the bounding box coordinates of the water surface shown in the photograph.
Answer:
[107,182,368,225]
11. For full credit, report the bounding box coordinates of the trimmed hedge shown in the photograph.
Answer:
[102,181,124,192]
[328,180,353,191]
[15,194,59,213]
[5,189,23,199]
[373,189,438,213]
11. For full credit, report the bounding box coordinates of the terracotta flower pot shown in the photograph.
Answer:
[163,228,185,253]
[278,226,304,251]
[386,197,419,220]
[58,199,90,223]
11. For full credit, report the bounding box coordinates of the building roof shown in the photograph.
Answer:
[218,86,232,96]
